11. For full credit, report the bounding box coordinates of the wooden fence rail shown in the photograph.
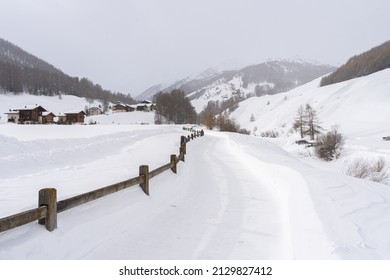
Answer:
[0,129,204,233]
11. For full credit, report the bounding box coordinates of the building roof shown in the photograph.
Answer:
[42,112,56,117]
[114,102,128,107]
[15,105,47,111]
[5,111,19,114]
[64,110,86,115]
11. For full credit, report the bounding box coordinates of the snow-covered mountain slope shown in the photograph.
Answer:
[231,68,390,188]
[231,68,390,137]
[189,60,335,112]
[136,67,221,101]
[135,83,166,101]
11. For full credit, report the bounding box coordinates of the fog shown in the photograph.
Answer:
[0,0,389,96]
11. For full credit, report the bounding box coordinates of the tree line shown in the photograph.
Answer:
[320,40,390,87]
[198,99,250,134]
[0,60,135,107]
[154,89,197,124]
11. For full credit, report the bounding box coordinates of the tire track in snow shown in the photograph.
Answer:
[190,133,289,259]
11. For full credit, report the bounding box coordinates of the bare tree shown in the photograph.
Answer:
[293,105,306,138]
[304,104,322,140]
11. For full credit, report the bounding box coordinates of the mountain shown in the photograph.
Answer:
[0,37,135,106]
[0,38,63,75]
[136,67,222,101]
[138,60,335,112]
[136,83,166,101]
[188,60,335,112]
[320,40,390,87]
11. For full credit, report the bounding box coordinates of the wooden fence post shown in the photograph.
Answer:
[180,146,185,162]
[170,154,177,174]
[183,142,187,155]
[181,136,186,146]
[38,188,57,231]
[139,165,150,195]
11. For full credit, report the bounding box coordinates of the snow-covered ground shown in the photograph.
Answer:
[1,124,390,259]
[85,111,155,125]
[1,70,390,259]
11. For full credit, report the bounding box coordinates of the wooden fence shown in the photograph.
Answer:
[0,129,204,233]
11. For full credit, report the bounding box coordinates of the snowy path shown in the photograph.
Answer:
[78,132,290,259]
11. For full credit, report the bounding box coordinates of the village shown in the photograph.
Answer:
[3,100,156,125]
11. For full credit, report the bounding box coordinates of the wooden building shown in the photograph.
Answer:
[139,100,155,111]
[5,111,20,123]
[65,111,86,124]
[113,103,129,113]
[6,105,47,124]
[57,113,67,124]
[87,107,102,116]
[18,105,47,124]
[42,112,56,124]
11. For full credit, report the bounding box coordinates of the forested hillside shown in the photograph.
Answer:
[0,38,135,107]
[320,40,390,86]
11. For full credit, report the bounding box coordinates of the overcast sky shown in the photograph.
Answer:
[0,0,389,97]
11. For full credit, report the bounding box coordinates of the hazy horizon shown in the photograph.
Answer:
[1,0,389,96]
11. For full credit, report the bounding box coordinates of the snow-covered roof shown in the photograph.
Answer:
[5,111,19,114]
[64,110,86,115]
[15,105,46,111]
[114,102,128,107]
[42,112,56,117]
[136,103,154,107]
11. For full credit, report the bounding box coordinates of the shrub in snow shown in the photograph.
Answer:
[260,130,279,138]
[314,126,344,161]
[238,128,251,135]
[344,157,389,185]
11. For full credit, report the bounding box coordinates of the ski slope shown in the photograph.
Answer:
[1,125,390,259]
